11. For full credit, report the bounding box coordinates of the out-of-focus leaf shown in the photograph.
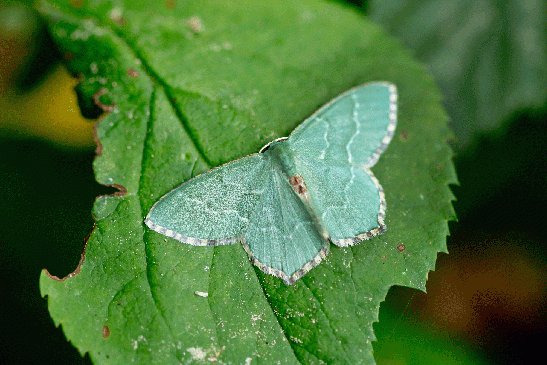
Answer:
[369,0,547,148]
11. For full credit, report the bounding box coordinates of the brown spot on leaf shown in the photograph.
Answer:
[397,244,406,252]
[69,0,84,8]
[401,130,408,141]
[93,88,115,113]
[165,0,176,9]
[127,68,139,78]
[102,325,110,338]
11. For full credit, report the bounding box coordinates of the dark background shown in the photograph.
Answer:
[1,1,546,364]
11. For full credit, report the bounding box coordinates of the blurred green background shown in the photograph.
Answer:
[1,1,545,364]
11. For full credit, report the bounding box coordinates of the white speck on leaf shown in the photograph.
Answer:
[70,28,89,41]
[187,347,207,360]
[108,7,123,21]
[90,62,98,74]
[188,16,204,34]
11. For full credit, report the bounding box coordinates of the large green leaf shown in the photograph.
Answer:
[369,0,547,148]
[39,0,456,363]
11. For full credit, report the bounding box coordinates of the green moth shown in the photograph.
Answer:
[145,82,397,285]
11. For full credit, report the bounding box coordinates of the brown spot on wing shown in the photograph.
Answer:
[289,174,307,195]
[289,174,303,185]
